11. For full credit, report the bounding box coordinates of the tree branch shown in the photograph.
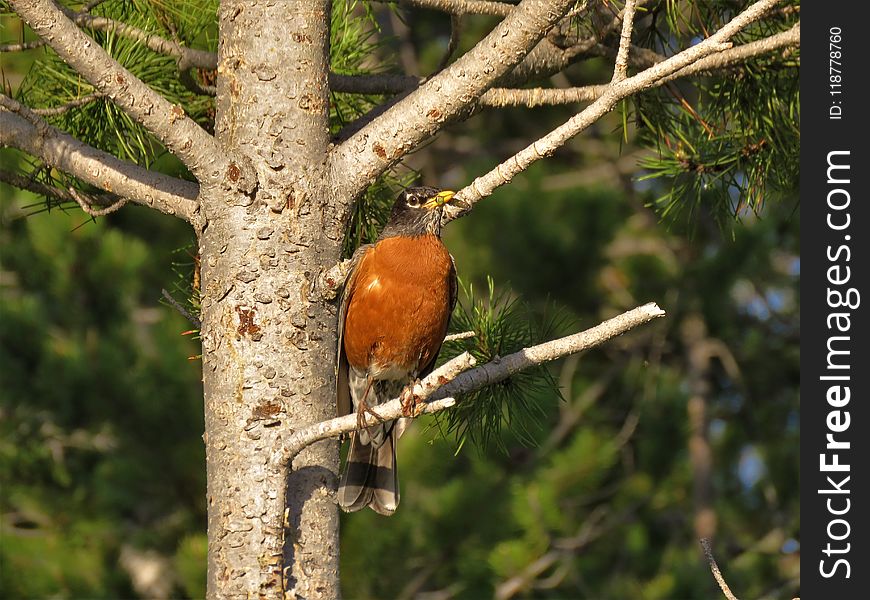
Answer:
[0,168,76,204]
[68,186,128,216]
[31,92,105,116]
[1,106,200,221]
[1,7,218,69]
[498,0,653,87]
[66,10,217,71]
[391,0,514,17]
[329,0,577,203]
[479,85,608,107]
[481,22,799,108]
[282,302,666,463]
[700,538,740,600]
[444,0,789,221]
[0,39,45,52]
[611,0,638,83]
[8,0,225,183]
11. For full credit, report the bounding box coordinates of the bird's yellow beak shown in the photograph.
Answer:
[423,190,455,209]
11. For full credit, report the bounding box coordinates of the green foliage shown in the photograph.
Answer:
[16,1,216,169]
[329,0,386,133]
[632,1,800,227]
[437,277,564,452]
[0,196,205,597]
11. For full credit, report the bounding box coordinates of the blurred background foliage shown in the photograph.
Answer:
[1,1,798,598]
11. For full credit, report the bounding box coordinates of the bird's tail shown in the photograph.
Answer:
[338,426,399,515]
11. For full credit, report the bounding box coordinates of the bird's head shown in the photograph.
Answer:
[379,186,456,238]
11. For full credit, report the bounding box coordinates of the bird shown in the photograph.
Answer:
[336,186,458,515]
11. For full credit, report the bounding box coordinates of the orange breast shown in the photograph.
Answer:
[343,235,453,377]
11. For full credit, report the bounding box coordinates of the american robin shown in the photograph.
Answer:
[337,186,458,515]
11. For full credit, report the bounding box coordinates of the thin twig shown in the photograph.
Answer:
[0,169,74,203]
[161,289,202,328]
[68,187,128,216]
[444,330,476,342]
[700,538,740,600]
[500,0,654,87]
[0,39,45,52]
[32,93,104,116]
[435,13,463,73]
[65,9,217,70]
[283,302,666,462]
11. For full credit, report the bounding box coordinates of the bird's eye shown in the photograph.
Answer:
[407,195,420,207]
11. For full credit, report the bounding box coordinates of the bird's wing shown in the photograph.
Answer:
[449,253,458,315]
[336,244,373,418]
[418,253,459,379]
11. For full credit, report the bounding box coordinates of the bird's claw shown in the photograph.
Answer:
[357,398,385,431]
[400,380,425,417]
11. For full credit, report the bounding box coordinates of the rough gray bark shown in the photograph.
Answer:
[197,1,344,597]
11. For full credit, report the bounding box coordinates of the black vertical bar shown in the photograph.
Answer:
[801,2,870,597]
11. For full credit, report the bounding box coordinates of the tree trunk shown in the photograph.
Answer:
[198,1,345,597]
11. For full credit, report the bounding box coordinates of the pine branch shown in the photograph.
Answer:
[282,302,666,462]
[1,102,200,221]
[8,0,224,183]
[444,0,791,222]
[0,168,75,203]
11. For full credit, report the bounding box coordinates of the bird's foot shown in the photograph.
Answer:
[357,397,384,431]
[400,379,425,417]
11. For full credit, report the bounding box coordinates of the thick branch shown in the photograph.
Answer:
[283,302,666,462]
[329,0,577,202]
[445,0,789,220]
[1,108,200,221]
[9,0,224,183]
